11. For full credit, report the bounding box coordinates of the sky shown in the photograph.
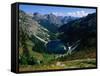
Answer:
[19,4,96,17]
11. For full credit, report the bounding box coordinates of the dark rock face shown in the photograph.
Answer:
[46,40,67,54]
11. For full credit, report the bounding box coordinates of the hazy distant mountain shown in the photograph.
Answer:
[62,16,78,24]
[32,13,62,32]
[32,12,78,33]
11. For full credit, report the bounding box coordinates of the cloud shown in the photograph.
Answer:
[67,11,88,17]
[52,12,65,16]
[53,10,88,17]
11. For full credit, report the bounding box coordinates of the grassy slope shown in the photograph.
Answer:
[19,47,96,72]
[19,58,96,72]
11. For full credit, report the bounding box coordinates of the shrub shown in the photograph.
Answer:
[19,54,28,65]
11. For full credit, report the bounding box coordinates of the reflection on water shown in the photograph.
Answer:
[46,39,67,54]
[46,39,80,54]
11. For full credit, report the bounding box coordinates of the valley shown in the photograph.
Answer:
[18,8,97,72]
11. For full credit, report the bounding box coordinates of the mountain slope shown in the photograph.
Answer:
[59,13,97,48]
[19,10,52,62]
